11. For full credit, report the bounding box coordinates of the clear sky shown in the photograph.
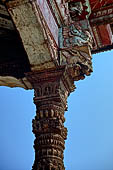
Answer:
[0,51,113,170]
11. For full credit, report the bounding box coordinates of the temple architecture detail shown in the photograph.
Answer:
[0,0,113,169]
[27,67,75,169]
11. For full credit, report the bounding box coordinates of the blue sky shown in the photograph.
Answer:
[0,51,113,170]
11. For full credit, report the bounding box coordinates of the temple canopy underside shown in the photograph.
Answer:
[0,0,113,89]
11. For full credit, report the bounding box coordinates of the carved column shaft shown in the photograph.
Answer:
[26,66,75,170]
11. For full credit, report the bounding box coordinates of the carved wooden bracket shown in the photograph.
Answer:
[59,19,93,81]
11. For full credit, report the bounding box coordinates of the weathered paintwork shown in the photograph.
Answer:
[37,0,59,45]
[59,21,92,49]
[46,0,63,26]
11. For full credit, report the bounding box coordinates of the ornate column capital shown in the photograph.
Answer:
[26,66,75,107]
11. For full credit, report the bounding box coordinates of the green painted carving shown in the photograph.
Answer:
[59,21,92,49]
[83,0,91,18]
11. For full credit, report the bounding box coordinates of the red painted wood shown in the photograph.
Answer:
[98,24,113,46]
[89,0,113,11]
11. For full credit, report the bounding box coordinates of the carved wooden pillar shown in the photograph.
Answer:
[26,66,75,170]
[3,1,93,169]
